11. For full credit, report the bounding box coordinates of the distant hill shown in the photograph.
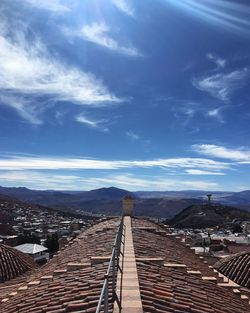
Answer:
[216,190,250,206]
[0,186,203,218]
[0,185,250,218]
[0,186,131,204]
[170,204,250,228]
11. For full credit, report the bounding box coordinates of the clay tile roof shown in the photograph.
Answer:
[0,218,119,312]
[214,251,250,288]
[132,218,250,313]
[0,244,37,283]
[1,217,250,313]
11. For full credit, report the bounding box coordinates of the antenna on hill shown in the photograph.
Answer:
[207,193,212,206]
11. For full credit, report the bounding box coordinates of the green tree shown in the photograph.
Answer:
[44,233,59,254]
[231,223,243,234]
[17,233,41,245]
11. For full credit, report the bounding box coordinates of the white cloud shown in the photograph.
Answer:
[172,101,226,127]
[76,114,109,131]
[207,53,226,68]
[111,0,135,17]
[193,144,250,163]
[0,25,120,123]
[81,22,141,57]
[0,171,220,191]
[185,169,225,175]
[0,95,42,124]
[207,107,225,123]
[0,155,230,171]
[86,174,219,191]
[126,131,140,140]
[23,0,71,13]
[207,108,219,117]
[193,68,249,101]
[0,171,81,190]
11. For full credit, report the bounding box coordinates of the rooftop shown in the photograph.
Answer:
[0,244,37,283]
[0,217,249,312]
[214,251,250,289]
[15,244,48,255]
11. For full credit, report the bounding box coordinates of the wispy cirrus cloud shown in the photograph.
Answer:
[0,171,220,191]
[126,131,140,141]
[207,53,226,68]
[111,0,135,17]
[23,0,71,13]
[193,68,249,101]
[185,169,225,175]
[193,144,250,163]
[85,174,219,191]
[76,114,109,132]
[0,154,230,171]
[207,107,225,123]
[0,20,120,124]
[171,100,226,128]
[0,95,43,125]
[0,171,81,190]
[81,22,141,57]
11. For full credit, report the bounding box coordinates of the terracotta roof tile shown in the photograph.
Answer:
[133,218,250,313]
[0,218,119,312]
[1,217,250,312]
[0,244,37,283]
[214,251,250,288]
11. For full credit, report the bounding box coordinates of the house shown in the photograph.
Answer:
[14,243,49,263]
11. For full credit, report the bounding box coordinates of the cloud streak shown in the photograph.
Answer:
[0,154,230,171]
[111,0,135,17]
[23,0,71,13]
[185,169,225,175]
[81,22,141,57]
[126,131,140,140]
[193,144,250,163]
[207,53,226,68]
[76,114,109,131]
[0,171,220,191]
[193,68,249,101]
[85,174,219,191]
[0,22,120,123]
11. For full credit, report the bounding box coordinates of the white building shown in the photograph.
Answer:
[15,243,49,262]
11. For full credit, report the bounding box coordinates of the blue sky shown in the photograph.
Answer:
[0,0,250,191]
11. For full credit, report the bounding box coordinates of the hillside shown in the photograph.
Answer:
[0,186,204,218]
[170,204,250,228]
[0,185,250,219]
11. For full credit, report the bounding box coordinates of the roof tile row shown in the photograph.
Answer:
[132,219,250,313]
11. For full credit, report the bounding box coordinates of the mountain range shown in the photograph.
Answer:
[0,186,250,218]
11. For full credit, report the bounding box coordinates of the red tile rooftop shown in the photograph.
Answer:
[0,244,37,283]
[0,217,249,313]
[214,251,250,289]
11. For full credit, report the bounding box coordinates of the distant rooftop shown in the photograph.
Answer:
[15,243,48,255]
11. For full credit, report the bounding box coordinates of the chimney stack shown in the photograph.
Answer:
[122,195,134,216]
